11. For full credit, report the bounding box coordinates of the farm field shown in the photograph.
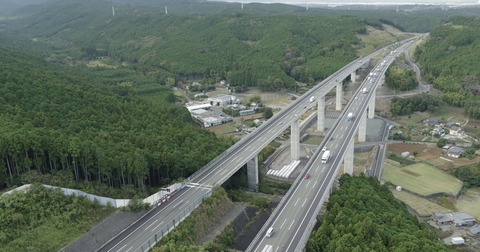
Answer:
[383,162,462,196]
[455,188,480,220]
[208,123,238,136]
[387,143,440,161]
[390,189,452,217]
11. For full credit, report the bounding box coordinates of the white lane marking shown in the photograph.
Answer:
[315,166,319,173]
[280,218,288,229]
[173,200,184,208]
[145,219,158,230]
[294,198,300,207]
[306,181,311,187]
[125,247,133,252]
[119,245,127,251]
[288,219,295,230]
[302,198,308,208]
[152,221,165,231]
[275,247,280,252]
[313,180,318,188]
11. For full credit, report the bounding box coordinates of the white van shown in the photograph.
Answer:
[266,227,274,238]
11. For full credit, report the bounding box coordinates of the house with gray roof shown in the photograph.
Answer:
[447,147,464,159]
[468,224,480,237]
[448,212,476,227]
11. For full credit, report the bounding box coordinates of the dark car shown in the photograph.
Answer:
[304,173,310,179]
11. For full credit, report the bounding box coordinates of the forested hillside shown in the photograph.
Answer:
[2,0,374,90]
[306,175,448,251]
[415,17,480,119]
[0,45,229,194]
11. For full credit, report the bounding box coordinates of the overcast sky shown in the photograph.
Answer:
[209,0,480,6]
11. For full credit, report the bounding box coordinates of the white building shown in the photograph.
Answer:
[208,94,236,106]
[186,103,211,112]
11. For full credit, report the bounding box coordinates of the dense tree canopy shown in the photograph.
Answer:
[1,0,371,89]
[385,65,418,91]
[453,163,480,188]
[307,175,448,252]
[0,45,230,193]
[415,17,480,118]
[390,94,442,116]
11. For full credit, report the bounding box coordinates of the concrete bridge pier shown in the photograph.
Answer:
[290,119,300,161]
[247,156,259,191]
[368,92,376,119]
[350,70,357,83]
[358,111,367,143]
[317,96,325,132]
[335,81,342,111]
[344,137,354,174]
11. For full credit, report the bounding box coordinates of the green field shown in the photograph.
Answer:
[456,188,480,220]
[391,189,452,217]
[383,162,462,196]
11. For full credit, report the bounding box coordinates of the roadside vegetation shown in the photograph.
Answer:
[307,175,448,251]
[385,64,418,91]
[0,184,114,251]
[153,186,272,251]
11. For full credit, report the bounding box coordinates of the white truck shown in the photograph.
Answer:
[321,150,331,163]
[309,96,315,102]
[347,112,354,121]
[362,88,367,94]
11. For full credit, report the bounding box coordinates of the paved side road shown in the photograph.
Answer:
[61,211,146,252]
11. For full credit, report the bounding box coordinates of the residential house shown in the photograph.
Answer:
[468,224,480,237]
[447,147,464,158]
[433,212,477,226]
[442,144,452,151]
[456,142,472,148]
[450,126,463,137]
[449,212,476,227]
[447,122,461,128]
[433,213,451,225]
[425,117,439,126]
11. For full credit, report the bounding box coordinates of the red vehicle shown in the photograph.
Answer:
[304,173,310,179]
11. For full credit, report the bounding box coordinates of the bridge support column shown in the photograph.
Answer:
[317,96,325,132]
[344,137,354,175]
[350,70,357,83]
[335,81,342,111]
[368,92,376,119]
[247,156,259,191]
[290,119,300,161]
[358,112,367,143]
